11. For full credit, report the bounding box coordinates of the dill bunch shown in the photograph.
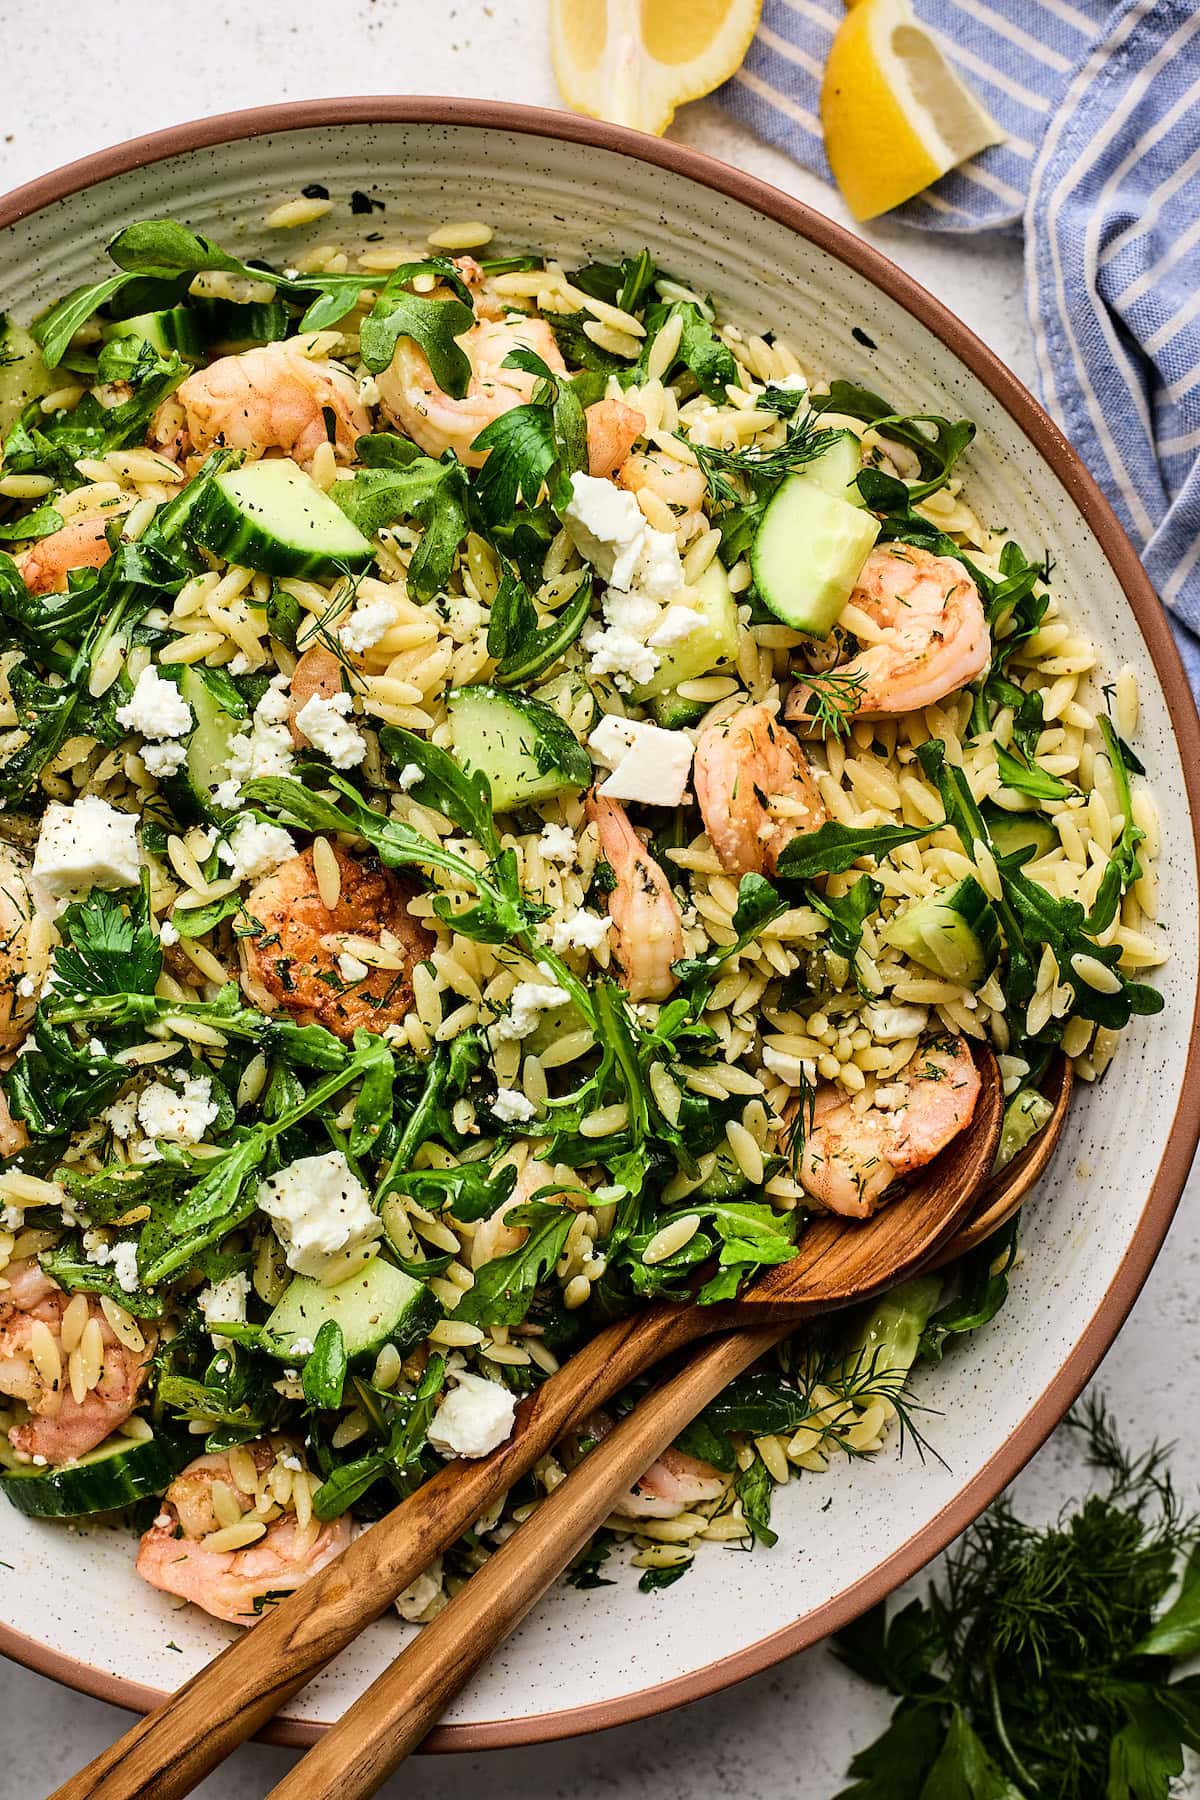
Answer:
[834,1397,1200,1799]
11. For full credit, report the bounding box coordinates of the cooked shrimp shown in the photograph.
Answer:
[785,545,990,722]
[576,1412,728,1519]
[797,1035,981,1218]
[17,515,112,595]
[470,1159,563,1270]
[164,342,370,467]
[287,643,345,749]
[585,399,645,478]
[239,845,433,1039]
[0,1091,28,1159]
[0,843,37,1053]
[694,703,827,878]
[136,1442,351,1625]
[377,314,567,466]
[616,449,707,539]
[0,1261,153,1464]
[585,793,684,1003]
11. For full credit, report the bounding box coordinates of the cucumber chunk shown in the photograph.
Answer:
[648,690,707,729]
[162,665,245,822]
[750,473,880,637]
[884,874,1000,985]
[0,1429,188,1518]
[446,685,592,811]
[102,308,204,361]
[193,458,374,579]
[191,297,291,351]
[0,315,54,435]
[994,1088,1054,1173]
[982,806,1056,862]
[261,1256,439,1365]
[631,560,739,702]
[798,431,866,507]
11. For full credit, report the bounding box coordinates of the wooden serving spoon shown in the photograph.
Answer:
[53,1048,1003,1800]
[267,1056,1073,1800]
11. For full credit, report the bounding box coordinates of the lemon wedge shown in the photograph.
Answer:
[551,0,762,138]
[821,0,1003,220]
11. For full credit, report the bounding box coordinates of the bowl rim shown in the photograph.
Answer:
[2,93,1199,1755]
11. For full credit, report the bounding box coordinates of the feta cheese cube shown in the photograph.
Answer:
[862,1003,929,1044]
[562,474,647,587]
[115,666,193,741]
[649,604,706,649]
[217,817,297,884]
[256,1150,382,1279]
[428,1372,517,1459]
[31,795,141,916]
[295,691,367,770]
[395,762,424,792]
[589,716,694,808]
[137,1075,219,1146]
[492,1086,536,1125]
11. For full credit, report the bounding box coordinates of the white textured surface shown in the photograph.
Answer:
[1,4,1198,1794]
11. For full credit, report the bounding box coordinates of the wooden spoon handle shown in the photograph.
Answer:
[49,1300,707,1800]
[264,1321,789,1800]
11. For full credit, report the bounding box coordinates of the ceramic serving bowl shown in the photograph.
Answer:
[1,98,1198,1750]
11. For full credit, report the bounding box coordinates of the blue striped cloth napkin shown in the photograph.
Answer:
[718,0,1200,685]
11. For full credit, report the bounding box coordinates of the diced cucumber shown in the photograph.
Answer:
[994,1088,1054,1173]
[982,806,1056,862]
[0,315,55,435]
[750,473,880,637]
[0,1428,188,1518]
[649,690,707,729]
[192,458,374,579]
[190,297,291,351]
[446,685,592,811]
[884,874,1000,985]
[102,308,204,361]
[631,560,739,703]
[797,431,866,507]
[161,665,246,823]
[261,1256,439,1365]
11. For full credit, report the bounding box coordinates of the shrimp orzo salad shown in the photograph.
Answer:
[0,211,1165,1622]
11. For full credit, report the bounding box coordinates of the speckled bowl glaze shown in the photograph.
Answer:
[1,99,1198,1751]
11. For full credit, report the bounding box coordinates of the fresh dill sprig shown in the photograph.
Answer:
[833,1395,1200,1800]
[689,410,843,507]
[787,665,866,739]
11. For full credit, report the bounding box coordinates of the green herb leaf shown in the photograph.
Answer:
[812,381,975,503]
[995,744,1071,802]
[920,1218,1018,1363]
[453,1201,574,1327]
[806,873,883,962]
[333,446,470,600]
[486,559,593,687]
[734,1458,777,1547]
[628,300,736,402]
[775,819,938,882]
[302,1320,348,1411]
[357,259,475,388]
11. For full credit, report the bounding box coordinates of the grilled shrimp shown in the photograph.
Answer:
[0,842,37,1053]
[785,545,990,722]
[586,793,684,1003]
[797,1035,981,1218]
[136,1442,351,1625]
[17,515,112,595]
[586,399,646,478]
[0,1261,153,1464]
[470,1159,564,1270]
[239,845,433,1039]
[377,314,568,467]
[616,449,707,540]
[694,703,827,877]
[164,341,370,467]
[576,1412,728,1519]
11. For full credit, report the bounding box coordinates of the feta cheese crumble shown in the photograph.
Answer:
[340,595,398,653]
[580,621,660,691]
[199,1270,251,1335]
[491,979,568,1043]
[31,795,141,916]
[295,691,367,770]
[218,817,297,883]
[116,666,193,742]
[537,822,576,864]
[549,909,612,954]
[491,1085,536,1124]
[159,919,180,947]
[256,1149,382,1279]
[137,1075,219,1146]
[140,741,189,778]
[588,715,694,808]
[110,1241,139,1294]
[428,1371,517,1460]
[649,603,706,649]
[223,676,296,796]
[563,473,688,694]
[395,762,424,792]
[103,1092,139,1140]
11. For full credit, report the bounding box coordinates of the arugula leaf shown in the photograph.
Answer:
[301,1320,348,1411]
[0,500,63,543]
[387,1158,518,1224]
[37,1241,166,1318]
[811,381,975,503]
[5,342,186,482]
[312,1353,446,1519]
[486,559,593,687]
[671,872,787,997]
[995,743,1071,802]
[775,819,938,882]
[453,1201,574,1327]
[628,300,737,402]
[333,446,469,599]
[571,249,658,314]
[638,1560,691,1594]
[919,1218,1019,1363]
[734,1459,778,1548]
[357,259,475,386]
[806,873,883,963]
[170,892,245,939]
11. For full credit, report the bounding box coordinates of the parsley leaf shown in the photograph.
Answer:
[356,259,474,386]
[51,879,162,998]
[628,300,736,402]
